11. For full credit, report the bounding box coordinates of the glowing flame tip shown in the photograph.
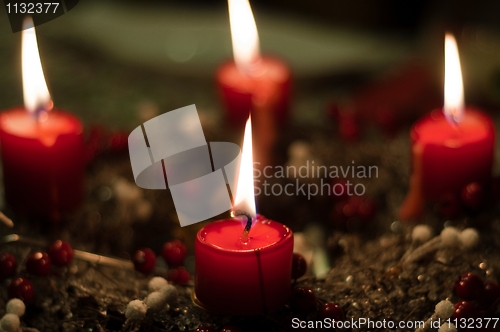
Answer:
[228,0,260,72]
[233,116,256,222]
[444,33,464,125]
[22,16,52,117]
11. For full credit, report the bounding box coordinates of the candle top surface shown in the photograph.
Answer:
[218,57,290,88]
[0,108,82,146]
[198,216,291,252]
[413,109,494,147]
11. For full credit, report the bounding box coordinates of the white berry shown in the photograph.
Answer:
[135,199,153,221]
[288,141,310,159]
[159,284,178,303]
[459,228,479,249]
[412,225,433,243]
[438,323,457,332]
[125,300,147,320]
[441,227,461,248]
[1,313,20,332]
[145,291,167,311]
[435,300,454,319]
[6,298,26,317]
[114,178,142,202]
[148,277,169,292]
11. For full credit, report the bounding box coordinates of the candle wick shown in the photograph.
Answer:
[451,113,460,127]
[32,101,53,124]
[32,105,45,123]
[242,57,264,78]
[231,210,253,243]
[241,216,252,243]
[445,107,463,128]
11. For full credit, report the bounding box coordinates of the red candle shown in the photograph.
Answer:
[216,0,291,127]
[195,115,293,314]
[0,109,84,221]
[400,34,495,219]
[217,57,291,127]
[195,216,293,314]
[413,109,493,199]
[0,18,84,221]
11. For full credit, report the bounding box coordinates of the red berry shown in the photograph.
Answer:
[453,301,478,319]
[195,325,216,332]
[109,131,129,152]
[84,125,105,163]
[338,112,361,142]
[8,277,34,303]
[332,196,377,225]
[331,179,350,202]
[48,240,74,267]
[132,248,156,275]
[318,303,345,321]
[26,252,51,276]
[220,326,242,332]
[290,287,317,313]
[356,197,377,222]
[375,107,400,138]
[291,253,307,280]
[327,103,340,122]
[491,177,500,203]
[168,266,190,285]
[0,253,17,279]
[455,273,484,301]
[482,281,500,308]
[162,240,187,267]
[436,193,462,219]
[461,182,486,211]
[332,199,357,226]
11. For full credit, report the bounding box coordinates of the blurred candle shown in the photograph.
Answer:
[400,34,495,220]
[195,117,293,314]
[216,0,291,128]
[0,17,84,222]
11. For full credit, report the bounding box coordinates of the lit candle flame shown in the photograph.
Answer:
[444,33,464,125]
[228,0,261,73]
[232,116,256,223]
[22,16,53,118]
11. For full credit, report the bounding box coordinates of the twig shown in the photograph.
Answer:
[0,212,13,228]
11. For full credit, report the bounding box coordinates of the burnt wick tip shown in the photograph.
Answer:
[231,210,253,242]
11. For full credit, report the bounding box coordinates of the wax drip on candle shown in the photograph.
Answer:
[231,210,254,243]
